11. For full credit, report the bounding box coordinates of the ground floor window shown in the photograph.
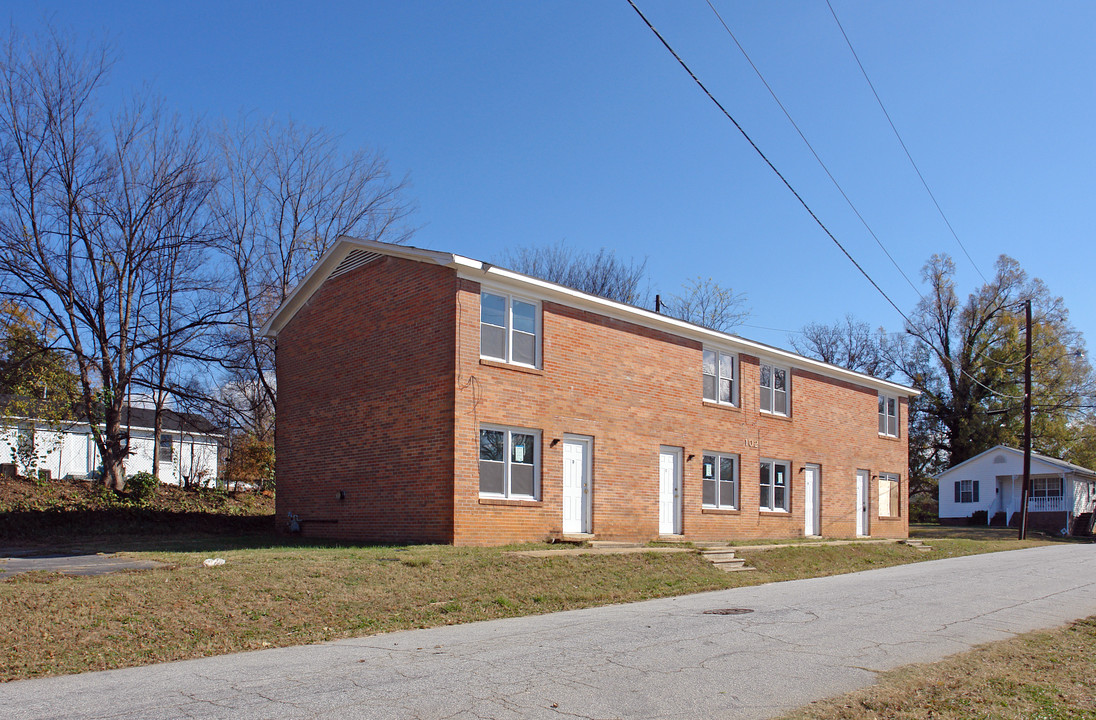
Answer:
[759,459,789,512]
[878,472,900,517]
[702,452,738,508]
[955,479,979,503]
[1031,477,1063,497]
[479,426,540,499]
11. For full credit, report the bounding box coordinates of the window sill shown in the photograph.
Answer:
[760,411,792,422]
[479,358,544,376]
[702,400,741,413]
[702,507,740,515]
[759,509,792,516]
[876,515,902,522]
[478,497,543,507]
[877,433,901,441]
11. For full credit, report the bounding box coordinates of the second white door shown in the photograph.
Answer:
[856,469,870,537]
[804,464,821,536]
[659,447,682,535]
[562,437,591,534]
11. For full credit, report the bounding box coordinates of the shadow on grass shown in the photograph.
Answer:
[0,508,297,555]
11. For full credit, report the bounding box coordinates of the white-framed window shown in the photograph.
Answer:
[480,291,539,367]
[759,459,790,512]
[1032,478,1063,498]
[159,434,173,462]
[760,363,789,416]
[878,472,900,517]
[878,394,898,437]
[478,425,540,499]
[702,452,738,508]
[702,349,737,405]
[955,479,978,504]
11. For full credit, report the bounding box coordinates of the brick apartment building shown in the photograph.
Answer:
[263,237,915,545]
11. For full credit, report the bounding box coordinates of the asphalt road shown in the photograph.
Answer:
[2,544,1094,720]
[0,552,167,579]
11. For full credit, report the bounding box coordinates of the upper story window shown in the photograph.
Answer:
[760,363,789,416]
[480,291,539,367]
[702,349,737,405]
[479,425,540,499]
[878,394,898,437]
[702,452,738,509]
[759,459,790,512]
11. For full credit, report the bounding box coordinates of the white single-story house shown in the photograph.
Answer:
[937,445,1096,535]
[1,403,222,487]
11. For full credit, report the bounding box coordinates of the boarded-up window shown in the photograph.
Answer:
[878,473,900,518]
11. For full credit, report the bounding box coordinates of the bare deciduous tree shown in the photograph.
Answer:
[0,28,214,491]
[209,118,413,440]
[790,315,890,377]
[501,243,649,305]
[661,276,749,334]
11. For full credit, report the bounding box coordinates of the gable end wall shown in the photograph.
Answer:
[275,256,456,542]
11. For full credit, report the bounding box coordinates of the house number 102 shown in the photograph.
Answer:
[743,438,759,449]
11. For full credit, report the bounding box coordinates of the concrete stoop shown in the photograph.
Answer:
[695,542,756,572]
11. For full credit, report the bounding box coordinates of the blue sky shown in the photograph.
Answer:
[9,1,1095,351]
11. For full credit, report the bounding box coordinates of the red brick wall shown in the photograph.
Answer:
[275,256,457,543]
[453,283,909,545]
[276,259,910,546]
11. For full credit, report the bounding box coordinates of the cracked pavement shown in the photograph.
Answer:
[2,544,1094,719]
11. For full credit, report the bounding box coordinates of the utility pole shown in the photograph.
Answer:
[1018,299,1032,540]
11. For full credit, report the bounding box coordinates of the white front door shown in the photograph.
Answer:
[659,447,682,535]
[856,469,870,537]
[562,437,591,534]
[804,464,821,536]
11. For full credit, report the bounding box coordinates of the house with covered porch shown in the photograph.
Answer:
[937,445,1096,536]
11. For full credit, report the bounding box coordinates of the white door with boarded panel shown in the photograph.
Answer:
[659,447,682,535]
[562,437,590,534]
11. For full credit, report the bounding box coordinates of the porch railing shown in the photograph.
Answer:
[1027,495,1066,513]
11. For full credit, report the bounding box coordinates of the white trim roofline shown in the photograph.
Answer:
[935,444,1096,480]
[262,236,919,397]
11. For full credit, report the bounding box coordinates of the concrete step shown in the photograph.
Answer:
[693,541,731,549]
[701,551,740,562]
[712,559,756,572]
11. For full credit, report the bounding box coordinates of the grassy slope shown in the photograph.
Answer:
[782,616,1096,720]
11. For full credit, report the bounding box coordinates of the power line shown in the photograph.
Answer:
[624,0,912,325]
[702,0,922,300]
[825,0,988,284]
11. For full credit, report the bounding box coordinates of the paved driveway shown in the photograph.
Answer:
[2,545,1094,720]
[0,552,167,579]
